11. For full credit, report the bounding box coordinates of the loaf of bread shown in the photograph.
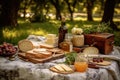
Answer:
[25,48,52,59]
[83,47,99,55]
[18,39,34,52]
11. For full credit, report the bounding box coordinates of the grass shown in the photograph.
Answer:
[1,18,120,46]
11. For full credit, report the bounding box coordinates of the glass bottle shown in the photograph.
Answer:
[58,18,68,48]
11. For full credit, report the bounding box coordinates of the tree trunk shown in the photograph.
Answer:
[70,12,73,21]
[0,0,21,27]
[56,10,62,20]
[50,0,62,20]
[101,0,119,30]
[65,0,77,21]
[0,27,3,44]
[86,0,94,21]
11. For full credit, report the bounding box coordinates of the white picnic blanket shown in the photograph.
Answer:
[0,46,120,80]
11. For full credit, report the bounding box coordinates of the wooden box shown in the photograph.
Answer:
[84,33,114,54]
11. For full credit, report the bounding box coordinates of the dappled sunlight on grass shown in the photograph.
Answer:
[49,20,60,24]
[113,18,120,22]
[93,18,102,21]
[83,25,93,28]
[3,28,18,39]
[74,17,87,21]
[27,29,47,36]
[1,18,120,45]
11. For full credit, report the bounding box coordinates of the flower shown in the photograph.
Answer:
[71,27,83,35]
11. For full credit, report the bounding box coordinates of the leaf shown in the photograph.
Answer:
[64,52,77,65]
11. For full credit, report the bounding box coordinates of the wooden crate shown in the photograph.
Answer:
[84,33,114,54]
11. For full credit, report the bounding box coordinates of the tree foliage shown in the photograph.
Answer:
[0,0,119,27]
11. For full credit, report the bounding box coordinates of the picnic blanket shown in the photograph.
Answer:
[0,46,120,80]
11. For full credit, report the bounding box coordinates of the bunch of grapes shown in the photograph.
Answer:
[92,57,104,63]
[0,42,17,57]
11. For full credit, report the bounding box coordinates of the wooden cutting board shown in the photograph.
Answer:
[18,52,65,63]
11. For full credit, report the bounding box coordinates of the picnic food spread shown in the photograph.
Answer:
[0,20,115,74]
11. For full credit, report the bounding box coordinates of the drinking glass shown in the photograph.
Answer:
[74,54,88,72]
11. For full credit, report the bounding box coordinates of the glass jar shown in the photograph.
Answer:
[59,39,73,52]
[59,33,73,52]
[74,54,88,72]
[72,34,84,47]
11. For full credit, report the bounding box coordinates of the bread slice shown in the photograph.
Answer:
[47,48,64,54]
[25,48,52,59]
[40,43,54,49]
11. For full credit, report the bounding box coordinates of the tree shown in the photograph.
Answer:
[86,0,95,21]
[101,0,119,30]
[20,0,32,19]
[50,0,63,20]
[64,0,78,21]
[0,0,22,27]
[30,0,49,22]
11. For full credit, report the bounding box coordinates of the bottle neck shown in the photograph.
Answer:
[61,21,66,26]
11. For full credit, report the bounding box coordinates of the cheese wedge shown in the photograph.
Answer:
[53,64,73,72]
[54,64,65,72]
[60,64,73,72]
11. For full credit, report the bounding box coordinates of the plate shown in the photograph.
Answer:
[90,60,111,66]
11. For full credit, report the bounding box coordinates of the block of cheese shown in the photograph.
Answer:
[18,39,34,52]
[45,34,57,46]
[25,48,52,59]
[45,38,57,45]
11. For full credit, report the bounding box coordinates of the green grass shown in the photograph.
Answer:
[1,19,120,46]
